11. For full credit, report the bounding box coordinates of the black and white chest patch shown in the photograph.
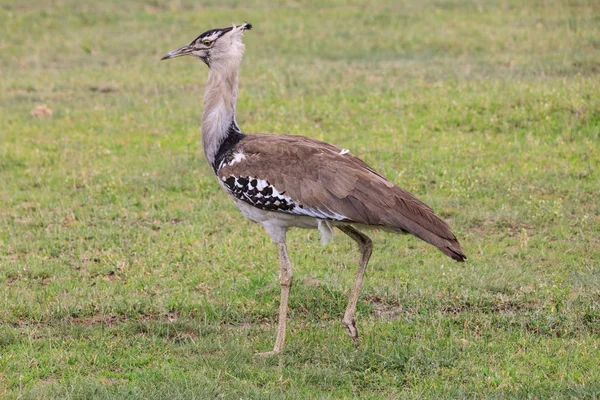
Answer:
[221,175,298,212]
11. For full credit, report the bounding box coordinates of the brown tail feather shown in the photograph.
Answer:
[386,206,467,262]
[410,228,467,262]
[440,241,467,262]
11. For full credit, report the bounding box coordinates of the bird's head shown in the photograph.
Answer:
[161,23,252,68]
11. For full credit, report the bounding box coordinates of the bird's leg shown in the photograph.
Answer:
[258,242,293,356]
[338,226,373,348]
[273,242,293,352]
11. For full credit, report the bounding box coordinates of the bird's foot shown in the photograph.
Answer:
[255,349,282,357]
[343,318,360,348]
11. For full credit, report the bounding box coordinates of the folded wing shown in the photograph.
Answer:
[217,134,466,261]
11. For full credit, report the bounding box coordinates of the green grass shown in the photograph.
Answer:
[1,0,599,398]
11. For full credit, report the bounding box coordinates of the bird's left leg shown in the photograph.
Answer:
[258,233,293,356]
[338,226,373,347]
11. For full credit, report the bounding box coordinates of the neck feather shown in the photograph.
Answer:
[202,61,244,168]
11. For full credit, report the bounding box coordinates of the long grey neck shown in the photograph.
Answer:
[201,62,243,168]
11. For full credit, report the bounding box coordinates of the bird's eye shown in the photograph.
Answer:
[202,40,212,47]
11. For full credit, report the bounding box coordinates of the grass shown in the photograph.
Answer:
[1,0,599,398]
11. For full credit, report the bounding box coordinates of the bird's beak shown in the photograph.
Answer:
[161,43,193,60]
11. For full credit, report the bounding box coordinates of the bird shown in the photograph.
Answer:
[162,23,466,356]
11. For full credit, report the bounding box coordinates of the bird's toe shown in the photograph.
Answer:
[255,350,283,357]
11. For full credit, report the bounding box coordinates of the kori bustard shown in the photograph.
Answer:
[162,23,466,355]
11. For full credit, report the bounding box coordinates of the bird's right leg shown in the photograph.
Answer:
[258,241,293,356]
[338,226,373,347]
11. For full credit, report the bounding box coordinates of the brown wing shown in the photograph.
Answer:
[218,134,466,261]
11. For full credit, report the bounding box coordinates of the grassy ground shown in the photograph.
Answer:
[1,0,599,398]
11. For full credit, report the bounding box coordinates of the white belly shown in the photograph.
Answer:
[230,197,336,244]
[232,197,319,228]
